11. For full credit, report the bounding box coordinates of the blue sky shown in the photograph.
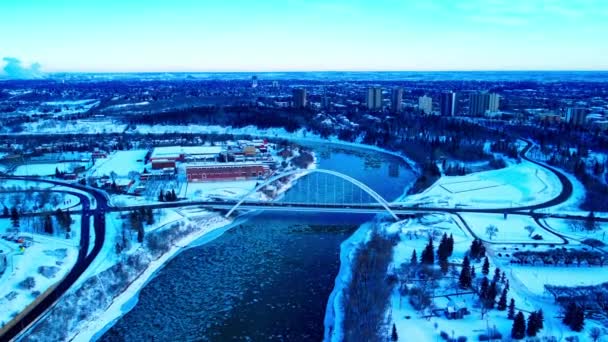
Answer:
[1,0,608,72]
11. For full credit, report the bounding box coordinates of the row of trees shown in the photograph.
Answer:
[158,189,178,202]
[511,249,606,267]
[511,310,545,339]
[415,233,454,274]
[116,208,156,254]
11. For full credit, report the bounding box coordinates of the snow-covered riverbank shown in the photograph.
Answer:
[10,148,315,341]
[323,164,414,342]
[74,214,230,342]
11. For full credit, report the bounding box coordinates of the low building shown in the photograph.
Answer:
[151,146,223,162]
[186,163,269,182]
[445,300,468,319]
[537,112,563,124]
[151,159,176,170]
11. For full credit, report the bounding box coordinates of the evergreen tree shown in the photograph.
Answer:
[480,277,489,301]
[171,189,177,201]
[410,249,418,266]
[437,233,449,260]
[437,234,450,273]
[564,303,585,332]
[585,211,597,231]
[145,208,154,225]
[470,265,476,279]
[563,302,576,327]
[439,257,449,274]
[536,309,544,330]
[486,280,498,308]
[469,239,486,259]
[508,299,516,319]
[44,215,53,234]
[10,207,19,228]
[497,287,508,311]
[421,236,434,265]
[572,306,585,332]
[447,234,454,256]
[511,312,526,339]
[527,311,538,337]
[493,267,501,283]
[391,323,398,341]
[482,257,490,275]
[137,224,145,243]
[64,210,72,232]
[158,190,164,202]
[2,206,8,217]
[458,256,472,289]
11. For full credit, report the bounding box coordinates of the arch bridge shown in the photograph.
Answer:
[224,168,399,220]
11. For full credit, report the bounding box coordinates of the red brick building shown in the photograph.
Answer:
[151,159,176,170]
[186,163,269,182]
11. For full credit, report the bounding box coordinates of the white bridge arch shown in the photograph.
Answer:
[224,168,399,220]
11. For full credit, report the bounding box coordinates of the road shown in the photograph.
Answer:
[0,139,593,340]
[0,178,109,341]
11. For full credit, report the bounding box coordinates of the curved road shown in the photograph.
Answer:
[0,177,108,341]
[0,139,585,340]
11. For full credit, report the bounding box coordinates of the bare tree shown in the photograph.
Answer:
[525,225,536,237]
[589,327,602,342]
[486,225,498,240]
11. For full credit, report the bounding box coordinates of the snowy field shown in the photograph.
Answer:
[19,120,127,135]
[459,213,563,243]
[41,99,100,116]
[13,162,88,176]
[405,160,562,209]
[543,218,608,243]
[384,217,520,342]
[0,220,79,328]
[510,266,608,296]
[184,180,260,200]
[382,215,599,342]
[90,150,148,177]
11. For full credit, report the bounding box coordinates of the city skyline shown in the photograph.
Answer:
[2,0,608,74]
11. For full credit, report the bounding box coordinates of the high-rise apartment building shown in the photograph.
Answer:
[366,87,383,111]
[418,95,433,114]
[566,107,587,126]
[292,88,307,108]
[391,87,403,113]
[440,91,456,116]
[469,92,500,116]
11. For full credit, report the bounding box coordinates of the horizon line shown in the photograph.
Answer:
[5,69,608,76]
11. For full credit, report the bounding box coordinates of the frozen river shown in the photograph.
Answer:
[100,143,415,341]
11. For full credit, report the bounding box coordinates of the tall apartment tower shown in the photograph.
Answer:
[566,107,587,126]
[391,87,403,113]
[366,87,383,111]
[440,91,456,116]
[251,75,258,88]
[292,88,307,108]
[488,93,500,112]
[418,95,433,114]
[469,92,500,116]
